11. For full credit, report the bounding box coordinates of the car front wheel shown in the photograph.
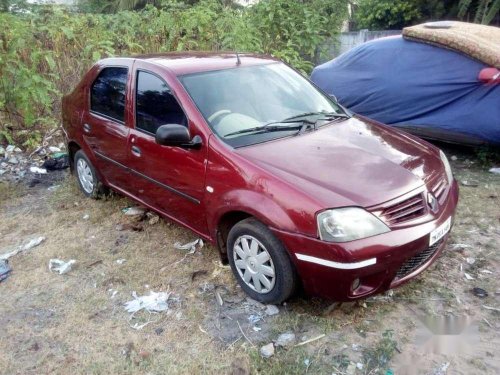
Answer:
[74,150,107,198]
[227,218,298,304]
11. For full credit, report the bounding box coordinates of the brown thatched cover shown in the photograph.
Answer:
[403,21,500,68]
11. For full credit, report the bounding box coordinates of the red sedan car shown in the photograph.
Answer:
[62,53,459,303]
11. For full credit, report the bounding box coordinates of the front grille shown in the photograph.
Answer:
[381,193,426,225]
[395,238,443,279]
[431,177,448,204]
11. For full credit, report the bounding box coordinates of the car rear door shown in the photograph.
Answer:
[125,61,209,235]
[81,61,134,192]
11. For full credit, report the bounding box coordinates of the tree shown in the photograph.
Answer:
[355,0,421,30]
[458,0,500,24]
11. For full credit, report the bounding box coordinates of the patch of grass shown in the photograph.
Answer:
[362,330,398,374]
[0,181,25,205]
[475,146,500,167]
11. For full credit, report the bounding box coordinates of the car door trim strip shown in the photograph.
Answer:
[295,253,376,269]
[94,151,200,205]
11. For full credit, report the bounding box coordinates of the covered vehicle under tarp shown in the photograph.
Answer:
[311,33,500,146]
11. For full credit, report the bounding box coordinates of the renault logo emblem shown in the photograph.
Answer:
[427,193,438,213]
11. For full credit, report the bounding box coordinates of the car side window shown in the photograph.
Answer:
[135,71,187,135]
[90,67,128,123]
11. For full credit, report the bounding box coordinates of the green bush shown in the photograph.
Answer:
[0,0,347,147]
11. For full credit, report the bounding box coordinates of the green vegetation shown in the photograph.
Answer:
[0,0,347,147]
[354,0,500,30]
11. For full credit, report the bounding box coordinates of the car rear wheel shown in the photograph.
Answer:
[74,150,107,198]
[227,218,297,304]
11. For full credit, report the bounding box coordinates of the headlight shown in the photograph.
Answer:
[439,150,453,183]
[317,207,390,242]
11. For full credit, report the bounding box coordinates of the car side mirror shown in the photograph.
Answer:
[478,67,500,84]
[155,124,202,149]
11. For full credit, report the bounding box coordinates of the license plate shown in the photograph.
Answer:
[429,216,451,246]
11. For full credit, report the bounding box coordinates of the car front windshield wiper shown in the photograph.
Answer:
[223,111,350,138]
[283,111,350,122]
[224,122,306,138]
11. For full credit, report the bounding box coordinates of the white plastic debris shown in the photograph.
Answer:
[480,269,493,274]
[260,343,274,358]
[6,145,15,153]
[489,167,500,174]
[116,259,127,265]
[464,272,474,280]
[174,238,204,253]
[83,214,90,220]
[466,257,475,265]
[356,363,364,370]
[49,259,76,274]
[29,166,47,174]
[124,291,171,313]
[122,206,146,216]
[265,304,280,316]
[0,236,46,260]
[48,146,61,153]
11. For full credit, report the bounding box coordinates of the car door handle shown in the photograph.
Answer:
[83,123,91,133]
[131,145,141,157]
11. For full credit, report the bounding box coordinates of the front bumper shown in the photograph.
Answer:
[272,180,459,301]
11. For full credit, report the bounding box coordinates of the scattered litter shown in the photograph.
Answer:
[174,238,204,253]
[83,214,90,220]
[6,145,15,153]
[352,343,360,351]
[116,259,126,265]
[265,304,279,316]
[191,269,208,281]
[49,259,76,274]
[275,332,296,348]
[47,185,61,192]
[466,257,475,265]
[489,167,500,174]
[109,289,118,299]
[215,290,224,306]
[471,287,488,298]
[42,153,69,170]
[304,359,311,369]
[450,155,457,161]
[356,362,364,370]
[0,260,12,282]
[295,334,326,347]
[29,166,47,174]
[464,272,474,280]
[248,314,263,324]
[48,146,61,153]
[461,180,478,187]
[480,269,493,274]
[8,157,18,164]
[431,362,450,375]
[451,243,471,250]
[482,305,500,312]
[122,206,146,216]
[252,326,262,332]
[260,343,274,358]
[124,291,171,314]
[0,236,46,260]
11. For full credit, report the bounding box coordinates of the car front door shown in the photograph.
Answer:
[126,62,209,236]
[81,62,134,192]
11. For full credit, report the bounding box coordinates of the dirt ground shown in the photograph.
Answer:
[0,145,499,375]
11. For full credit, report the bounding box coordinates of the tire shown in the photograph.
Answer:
[74,150,108,198]
[227,218,298,304]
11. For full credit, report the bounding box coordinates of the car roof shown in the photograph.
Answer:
[115,52,280,75]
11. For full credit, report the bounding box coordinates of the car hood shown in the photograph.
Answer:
[236,116,442,208]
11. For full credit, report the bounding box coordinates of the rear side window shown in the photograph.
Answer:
[90,67,128,122]
[135,71,187,135]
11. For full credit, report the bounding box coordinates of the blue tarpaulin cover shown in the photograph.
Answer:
[311,36,500,145]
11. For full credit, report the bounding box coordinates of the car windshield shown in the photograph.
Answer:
[179,63,347,147]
